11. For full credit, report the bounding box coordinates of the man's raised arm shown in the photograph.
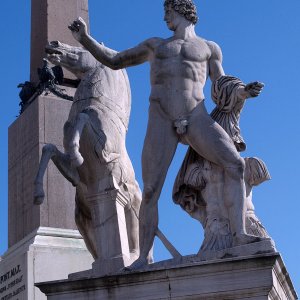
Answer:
[69,17,151,70]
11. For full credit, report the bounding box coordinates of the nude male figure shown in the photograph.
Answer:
[69,0,265,269]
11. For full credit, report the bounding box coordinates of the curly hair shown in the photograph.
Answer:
[164,0,198,25]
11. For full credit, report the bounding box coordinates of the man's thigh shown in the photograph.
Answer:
[142,102,178,185]
[185,108,241,168]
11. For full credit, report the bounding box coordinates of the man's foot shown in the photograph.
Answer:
[233,233,269,247]
[129,250,139,264]
[123,257,148,271]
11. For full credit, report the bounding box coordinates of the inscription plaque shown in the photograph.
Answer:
[0,256,26,300]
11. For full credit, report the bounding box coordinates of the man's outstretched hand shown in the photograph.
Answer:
[68,17,88,43]
[238,81,265,99]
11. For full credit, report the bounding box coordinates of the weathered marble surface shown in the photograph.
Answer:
[8,92,77,247]
[173,76,274,259]
[68,0,270,270]
[30,0,89,84]
[0,227,93,300]
[34,41,145,274]
[37,254,298,300]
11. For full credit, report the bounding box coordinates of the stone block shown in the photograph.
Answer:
[8,95,42,169]
[8,144,41,245]
[87,190,131,276]
[37,254,298,300]
[0,227,93,300]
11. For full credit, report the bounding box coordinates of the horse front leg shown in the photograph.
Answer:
[34,144,80,205]
[34,144,60,205]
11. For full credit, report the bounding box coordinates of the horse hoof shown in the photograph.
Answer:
[34,182,45,205]
[34,195,45,205]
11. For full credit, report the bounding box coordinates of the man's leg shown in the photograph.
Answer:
[129,103,178,269]
[185,105,261,245]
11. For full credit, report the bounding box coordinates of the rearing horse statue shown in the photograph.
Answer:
[34,41,142,264]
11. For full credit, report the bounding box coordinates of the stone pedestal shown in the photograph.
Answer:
[37,254,297,300]
[0,227,93,300]
[8,93,76,247]
[72,189,131,278]
[3,94,94,299]
[90,190,131,275]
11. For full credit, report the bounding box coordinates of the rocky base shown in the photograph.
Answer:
[198,238,276,261]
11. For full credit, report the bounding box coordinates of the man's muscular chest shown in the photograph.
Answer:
[155,38,211,62]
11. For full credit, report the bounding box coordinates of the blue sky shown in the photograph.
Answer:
[1,0,299,293]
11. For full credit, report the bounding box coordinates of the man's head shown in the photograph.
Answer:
[164,0,198,25]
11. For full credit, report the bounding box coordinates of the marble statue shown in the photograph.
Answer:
[69,0,273,269]
[33,41,143,266]
[173,77,274,259]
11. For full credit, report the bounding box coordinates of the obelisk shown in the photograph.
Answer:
[9,0,89,249]
[1,1,93,300]
[30,0,89,84]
